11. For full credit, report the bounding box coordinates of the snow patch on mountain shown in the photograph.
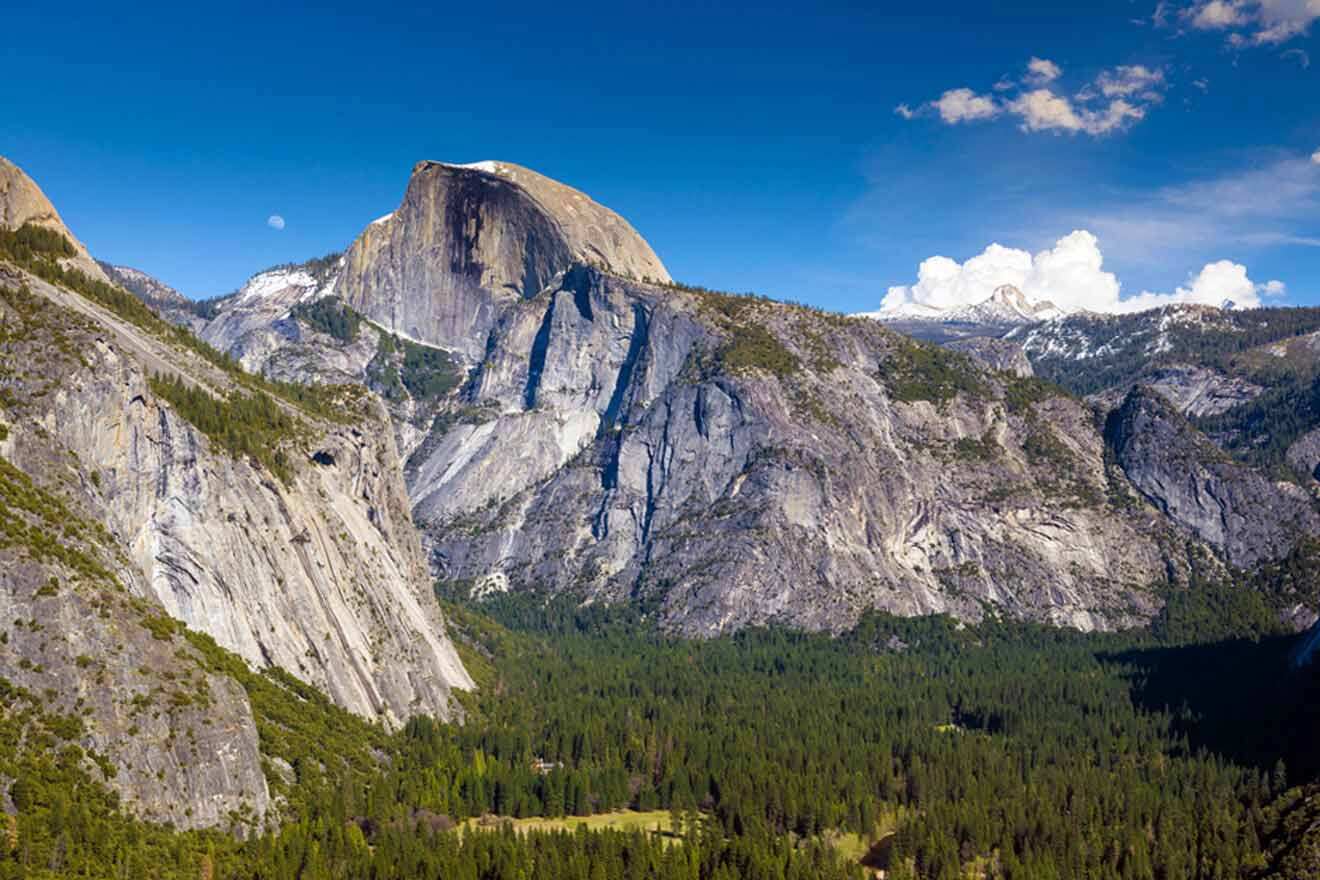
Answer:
[236,268,323,305]
[858,284,1066,327]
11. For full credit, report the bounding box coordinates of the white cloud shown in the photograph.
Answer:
[881,231,1120,312]
[1190,0,1249,28]
[902,58,1166,138]
[1186,0,1320,45]
[1252,0,1320,43]
[879,231,1283,315]
[1312,149,1320,165]
[1007,89,1146,135]
[931,88,1000,123]
[1093,65,1166,99]
[267,215,286,231]
[1026,57,1063,83]
[1006,90,1082,132]
[1122,260,1279,311]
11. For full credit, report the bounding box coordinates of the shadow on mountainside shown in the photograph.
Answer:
[1105,634,1320,781]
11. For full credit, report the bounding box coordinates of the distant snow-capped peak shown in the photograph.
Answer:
[857,285,1067,326]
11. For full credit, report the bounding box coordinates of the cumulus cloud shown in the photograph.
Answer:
[931,88,1000,123]
[1008,90,1146,135]
[1120,260,1282,311]
[901,58,1166,137]
[1312,149,1320,165]
[1190,0,1249,27]
[1184,0,1320,45]
[267,214,286,231]
[1026,57,1063,83]
[1092,65,1166,99]
[879,230,1283,315]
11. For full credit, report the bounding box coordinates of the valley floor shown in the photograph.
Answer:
[5,585,1320,879]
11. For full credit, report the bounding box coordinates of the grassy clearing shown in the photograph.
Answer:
[820,807,909,868]
[461,810,679,838]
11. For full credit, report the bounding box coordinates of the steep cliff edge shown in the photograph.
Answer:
[1105,387,1320,568]
[183,161,1211,636]
[0,157,108,283]
[7,264,472,723]
[414,267,1170,634]
[0,158,475,824]
[0,279,269,829]
[337,160,669,359]
[98,260,211,333]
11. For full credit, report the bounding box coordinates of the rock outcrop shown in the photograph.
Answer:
[178,159,1320,637]
[200,263,336,369]
[0,156,108,283]
[0,156,476,825]
[1288,428,1320,484]
[412,267,1167,635]
[19,267,472,723]
[1105,387,1320,568]
[1086,363,1264,419]
[98,261,209,333]
[337,161,670,359]
[945,336,1034,378]
[0,279,268,829]
[188,161,1193,637]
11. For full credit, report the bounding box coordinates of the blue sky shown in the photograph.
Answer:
[2,0,1317,312]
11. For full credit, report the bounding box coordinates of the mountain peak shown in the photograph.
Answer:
[337,158,671,357]
[0,155,109,283]
[990,284,1031,311]
[862,284,1065,327]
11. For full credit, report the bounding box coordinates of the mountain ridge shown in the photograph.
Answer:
[110,158,1320,641]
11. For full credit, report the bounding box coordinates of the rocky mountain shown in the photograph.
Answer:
[161,158,1320,643]
[0,158,472,828]
[408,268,1173,635]
[338,160,670,360]
[856,296,1320,491]
[97,260,212,332]
[1106,387,1320,569]
[945,335,1034,378]
[860,284,1065,343]
[172,161,1192,636]
[0,157,108,283]
[1009,304,1320,393]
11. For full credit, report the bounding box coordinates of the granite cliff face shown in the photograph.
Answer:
[21,267,471,723]
[200,261,338,369]
[0,277,269,829]
[0,157,108,283]
[1105,387,1319,568]
[0,159,474,826]
[945,335,1034,378]
[337,161,670,359]
[410,268,1168,634]
[187,159,1298,637]
[127,160,1320,640]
